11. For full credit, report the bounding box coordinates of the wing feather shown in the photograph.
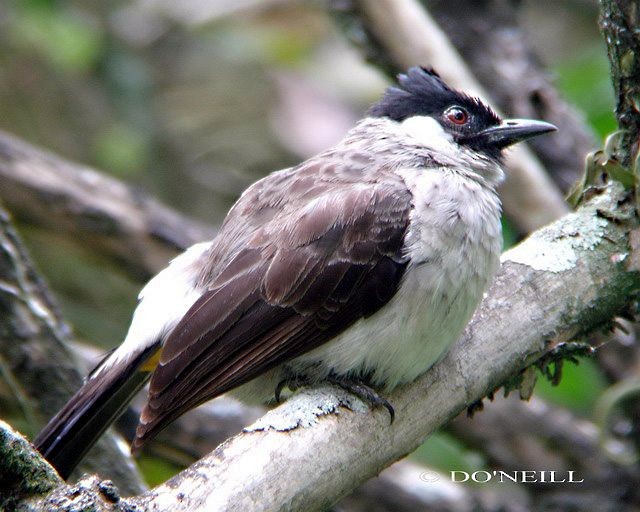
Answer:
[134,165,412,448]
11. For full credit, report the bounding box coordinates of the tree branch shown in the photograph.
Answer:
[115,181,639,512]
[590,0,640,459]
[448,393,640,507]
[0,204,146,495]
[62,344,522,512]
[0,130,214,281]
[600,0,640,167]
[0,420,61,511]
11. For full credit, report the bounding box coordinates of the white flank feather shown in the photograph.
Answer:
[94,241,211,375]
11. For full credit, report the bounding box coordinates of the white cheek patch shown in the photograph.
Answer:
[400,116,457,155]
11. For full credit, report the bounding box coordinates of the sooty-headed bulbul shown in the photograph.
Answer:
[34,67,556,479]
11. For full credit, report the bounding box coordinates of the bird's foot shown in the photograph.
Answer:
[326,374,395,423]
[275,373,394,423]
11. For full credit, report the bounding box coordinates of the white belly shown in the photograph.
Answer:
[290,247,497,390]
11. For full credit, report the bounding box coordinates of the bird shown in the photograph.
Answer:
[34,66,556,479]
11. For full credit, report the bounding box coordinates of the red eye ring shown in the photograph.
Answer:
[445,106,469,125]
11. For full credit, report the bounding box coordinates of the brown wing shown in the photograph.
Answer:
[135,163,412,449]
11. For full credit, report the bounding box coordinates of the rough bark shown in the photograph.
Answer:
[597,0,640,459]
[0,204,146,495]
[0,421,61,512]
[600,0,640,168]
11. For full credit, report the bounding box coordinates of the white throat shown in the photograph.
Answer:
[397,115,504,187]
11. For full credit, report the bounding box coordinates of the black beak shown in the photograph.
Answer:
[476,119,557,149]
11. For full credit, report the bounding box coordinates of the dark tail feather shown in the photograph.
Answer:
[34,346,157,479]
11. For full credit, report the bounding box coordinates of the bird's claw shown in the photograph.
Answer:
[327,375,395,423]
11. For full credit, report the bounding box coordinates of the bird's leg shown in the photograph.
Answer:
[274,374,311,403]
[326,374,395,423]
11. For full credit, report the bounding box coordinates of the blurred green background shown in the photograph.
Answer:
[0,0,616,487]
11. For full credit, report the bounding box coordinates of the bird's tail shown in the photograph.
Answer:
[33,344,159,480]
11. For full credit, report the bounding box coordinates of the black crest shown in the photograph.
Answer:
[370,67,500,127]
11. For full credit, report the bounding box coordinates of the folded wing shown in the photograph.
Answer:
[135,163,412,449]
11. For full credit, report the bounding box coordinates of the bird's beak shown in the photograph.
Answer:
[476,119,558,149]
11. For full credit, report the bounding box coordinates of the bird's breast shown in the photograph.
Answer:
[288,167,502,389]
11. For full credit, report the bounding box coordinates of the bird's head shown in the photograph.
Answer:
[369,67,556,160]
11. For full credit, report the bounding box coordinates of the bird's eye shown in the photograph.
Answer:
[445,107,469,125]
